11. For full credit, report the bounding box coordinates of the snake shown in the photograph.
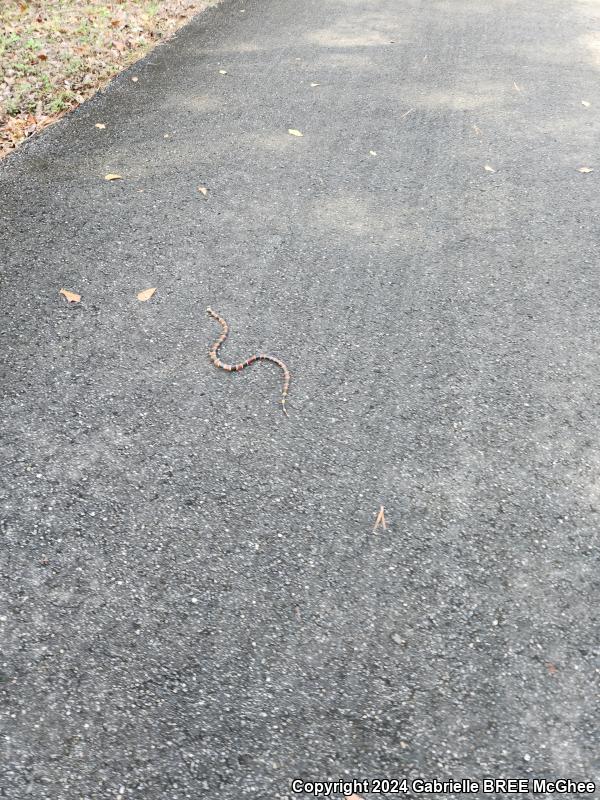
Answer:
[207,307,290,416]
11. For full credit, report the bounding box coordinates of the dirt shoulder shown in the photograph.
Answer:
[0,0,216,160]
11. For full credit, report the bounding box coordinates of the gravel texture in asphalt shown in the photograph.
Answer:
[1,0,599,797]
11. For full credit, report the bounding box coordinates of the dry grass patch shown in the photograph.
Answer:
[0,0,216,159]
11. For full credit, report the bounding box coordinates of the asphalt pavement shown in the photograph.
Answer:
[1,0,599,797]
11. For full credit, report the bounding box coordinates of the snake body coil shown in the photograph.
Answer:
[207,307,290,416]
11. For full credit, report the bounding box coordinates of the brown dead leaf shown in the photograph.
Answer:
[484,164,496,173]
[104,173,122,180]
[137,287,157,302]
[577,166,593,173]
[95,123,106,129]
[582,100,591,107]
[37,52,48,61]
[197,186,208,196]
[59,289,81,303]
[288,128,303,137]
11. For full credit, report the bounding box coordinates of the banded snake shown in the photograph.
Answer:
[207,307,290,416]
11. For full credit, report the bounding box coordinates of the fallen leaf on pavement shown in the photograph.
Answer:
[95,123,106,129]
[582,100,591,107]
[137,287,157,302]
[197,186,208,196]
[59,289,81,303]
[577,166,593,173]
[104,173,122,180]
[288,129,303,136]
[473,124,482,136]
[484,164,496,173]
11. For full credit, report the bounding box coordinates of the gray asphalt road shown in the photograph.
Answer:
[1,0,599,797]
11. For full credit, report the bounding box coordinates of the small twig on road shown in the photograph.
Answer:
[373,505,387,532]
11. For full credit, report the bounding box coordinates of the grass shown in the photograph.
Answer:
[0,0,215,159]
